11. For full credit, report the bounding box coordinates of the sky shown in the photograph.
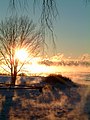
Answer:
[0,0,90,58]
[55,0,90,58]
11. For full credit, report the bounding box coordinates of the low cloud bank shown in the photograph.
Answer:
[39,53,90,67]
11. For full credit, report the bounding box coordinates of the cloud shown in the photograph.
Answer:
[40,53,90,67]
[79,54,90,61]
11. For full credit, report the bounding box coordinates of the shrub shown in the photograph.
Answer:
[43,74,77,89]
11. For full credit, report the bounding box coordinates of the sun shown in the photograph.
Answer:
[15,49,28,62]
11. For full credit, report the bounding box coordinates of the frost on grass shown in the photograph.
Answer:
[0,74,90,120]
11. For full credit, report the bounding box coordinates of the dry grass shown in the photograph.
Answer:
[42,74,78,88]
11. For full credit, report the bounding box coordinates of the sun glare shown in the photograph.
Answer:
[15,49,28,62]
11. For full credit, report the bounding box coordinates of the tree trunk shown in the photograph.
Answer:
[11,74,16,86]
[11,61,17,86]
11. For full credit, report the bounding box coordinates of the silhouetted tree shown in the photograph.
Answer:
[9,0,89,56]
[9,0,58,56]
[0,16,42,85]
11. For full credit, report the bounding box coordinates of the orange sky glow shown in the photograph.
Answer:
[0,53,90,76]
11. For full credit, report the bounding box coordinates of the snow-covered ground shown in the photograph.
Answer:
[0,73,90,120]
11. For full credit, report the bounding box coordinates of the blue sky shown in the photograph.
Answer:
[55,0,90,57]
[0,0,90,58]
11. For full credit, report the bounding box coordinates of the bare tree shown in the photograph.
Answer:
[0,16,42,85]
[9,0,58,56]
[9,0,89,53]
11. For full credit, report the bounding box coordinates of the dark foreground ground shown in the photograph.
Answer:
[0,75,90,120]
